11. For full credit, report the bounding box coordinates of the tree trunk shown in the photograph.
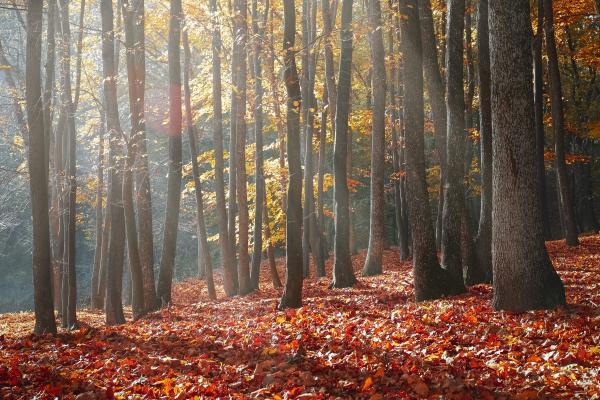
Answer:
[471,0,493,284]
[129,0,157,312]
[418,0,447,251]
[91,110,105,310]
[400,0,461,301]
[533,0,551,240]
[543,0,579,246]
[122,0,146,319]
[250,0,268,290]
[263,190,283,288]
[279,0,304,308]
[233,0,252,296]
[101,0,126,325]
[209,0,235,298]
[489,0,565,311]
[362,0,386,276]
[156,0,184,306]
[58,0,79,329]
[182,31,217,300]
[228,10,239,295]
[331,0,357,289]
[321,0,337,125]
[27,0,57,335]
[440,0,467,292]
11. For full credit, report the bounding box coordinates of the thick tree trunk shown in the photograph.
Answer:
[440,0,467,292]
[400,0,461,301]
[59,0,78,329]
[279,0,304,308]
[489,0,565,311]
[418,0,447,250]
[471,0,493,284]
[209,0,235,297]
[182,31,217,300]
[27,0,57,334]
[101,0,126,325]
[156,0,184,306]
[362,0,386,276]
[543,0,579,246]
[331,0,357,289]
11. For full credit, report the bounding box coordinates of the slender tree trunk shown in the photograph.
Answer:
[209,0,235,297]
[400,0,461,301]
[363,0,386,276]
[418,0,447,250]
[91,110,105,309]
[250,0,269,290]
[331,0,357,289]
[101,0,126,325]
[279,0,304,308]
[27,0,57,335]
[440,0,467,291]
[97,197,111,309]
[43,0,56,187]
[471,0,493,284]
[543,0,579,246]
[182,31,217,300]
[129,0,157,312]
[489,0,566,311]
[58,0,78,329]
[322,0,337,124]
[122,0,147,318]
[156,0,184,306]
[533,0,551,240]
[264,190,283,288]
[317,87,328,254]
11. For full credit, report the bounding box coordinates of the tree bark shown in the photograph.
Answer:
[543,0,579,246]
[471,0,493,285]
[101,0,126,325]
[91,110,105,309]
[489,0,565,311]
[156,0,184,306]
[331,0,357,289]
[58,0,79,329]
[440,0,467,292]
[264,190,283,288]
[400,0,461,301]
[27,0,57,334]
[362,0,386,276]
[279,0,304,308]
[418,0,447,250]
[182,31,217,300]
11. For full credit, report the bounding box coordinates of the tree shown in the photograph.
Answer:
[362,0,386,276]
[234,0,252,296]
[543,0,579,247]
[399,0,461,301]
[210,0,236,297]
[156,0,184,306]
[58,0,79,329]
[122,0,147,318]
[182,30,216,300]
[440,0,467,292]
[91,109,105,310]
[489,0,565,311]
[331,0,357,289]
[250,0,269,289]
[26,0,57,335]
[278,0,304,309]
[418,0,447,250]
[472,0,493,284]
[101,0,126,325]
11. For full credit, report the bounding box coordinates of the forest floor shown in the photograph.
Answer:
[1,235,599,399]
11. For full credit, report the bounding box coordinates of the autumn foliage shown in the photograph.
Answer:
[1,235,599,399]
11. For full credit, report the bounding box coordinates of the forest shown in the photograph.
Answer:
[0,0,599,398]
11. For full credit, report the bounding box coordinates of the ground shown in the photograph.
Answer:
[0,235,599,399]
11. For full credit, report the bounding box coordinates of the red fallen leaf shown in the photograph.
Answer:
[515,389,539,400]
[362,376,374,391]
[526,355,543,363]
